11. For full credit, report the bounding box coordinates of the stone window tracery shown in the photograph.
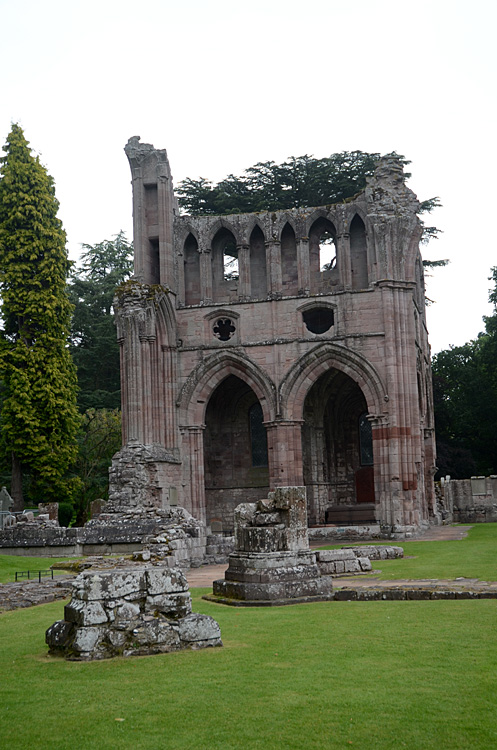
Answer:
[213,318,236,341]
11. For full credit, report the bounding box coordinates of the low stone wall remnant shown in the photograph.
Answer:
[315,545,403,576]
[46,567,222,660]
[440,476,497,523]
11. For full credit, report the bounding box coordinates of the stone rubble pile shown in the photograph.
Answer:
[46,566,222,660]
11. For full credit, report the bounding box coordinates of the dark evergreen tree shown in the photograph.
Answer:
[0,124,79,509]
[68,232,133,411]
[432,267,497,478]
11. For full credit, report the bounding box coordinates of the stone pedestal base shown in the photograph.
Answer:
[209,550,333,606]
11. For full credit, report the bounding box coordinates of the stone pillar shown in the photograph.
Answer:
[337,232,351,288]
[265,420,304,488]
[266,241,282,297]
[180,426,206,525]
[200,248,213,304]
[162,345,178,451]
[157,169,175,291]
[297,237,310,294]
[237,243,250,300]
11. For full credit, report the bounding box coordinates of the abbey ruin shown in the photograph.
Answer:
[107,138,438,540]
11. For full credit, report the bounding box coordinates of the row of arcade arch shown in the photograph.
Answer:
[181,214,368,306]
[180,347,384,531]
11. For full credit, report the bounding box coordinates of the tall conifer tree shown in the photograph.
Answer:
[0,124,78,509]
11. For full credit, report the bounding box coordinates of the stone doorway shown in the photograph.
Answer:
[203,375,269,533]
[302,368,376,525]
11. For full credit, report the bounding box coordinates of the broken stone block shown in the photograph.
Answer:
[178,614,222,644]
[46,566,222,660]
[145,592,192,619]
[64,600,108,626]
[210,487,333,605]
[45,620,74,649]
[146,568,187,595]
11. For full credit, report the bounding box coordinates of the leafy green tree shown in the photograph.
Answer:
[176,151,441,245]
[432,267,497,478]
[68,232,133,411]
[70,408,122,525]
[0,124,79,509]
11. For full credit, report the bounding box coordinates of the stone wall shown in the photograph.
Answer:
[0,507,207,563]
[442,476,497,522]
[110,141,438,540]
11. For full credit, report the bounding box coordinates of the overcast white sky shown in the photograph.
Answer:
[1,0,496,353]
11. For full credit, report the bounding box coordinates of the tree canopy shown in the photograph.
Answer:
[176,151,441,245]
[0,124,79,508]
[68,232,133,411]
[432,267,497,478]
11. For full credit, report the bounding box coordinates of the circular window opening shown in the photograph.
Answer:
[213,318,236,341]
[303,308,334,334]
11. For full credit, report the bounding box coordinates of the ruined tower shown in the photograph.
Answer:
[107,138,438,537]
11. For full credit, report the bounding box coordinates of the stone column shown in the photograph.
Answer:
[162,345,178,451]
[265,241,282,297]
[297,237,310,294]
[337,232,351,289]
[157,169,175,291]
[265,420,304,488]
[237,243,250,300]
[180,426,206,525]
[200,247,213,304]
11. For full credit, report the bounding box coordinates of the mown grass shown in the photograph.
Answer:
[1,592,496,749]
[320,523,497,582]
[1,524,497,749]
[0,553,71,584]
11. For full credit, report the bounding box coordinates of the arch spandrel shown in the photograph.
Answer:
[178,351,277,425]
[279,342,386,421]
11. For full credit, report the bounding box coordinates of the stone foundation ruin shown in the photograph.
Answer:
[210,487,333,605]
[46,566,222,660]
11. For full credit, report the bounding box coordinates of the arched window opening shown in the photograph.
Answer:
[183,233,200,305]
[319,232,336,271]
[309,217,337,292]
[249,225,267,299]
[359,413,373,466]
[281,222,298,294]
[249,402,268,467]
[212,228,238,302]
[350,214,368,290]
[223,239,239,281]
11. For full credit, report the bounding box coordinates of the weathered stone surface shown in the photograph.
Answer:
[145,593,192,619]
[178,614,221,643]
[107,143,438,543]
[64,600,108,626]
[210,487,333,605]
[45,620,74,648]
[146,568,188,595]
[46,567,222,660]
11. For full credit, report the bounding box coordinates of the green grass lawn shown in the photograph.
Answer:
[0,553,71,584]
[321,523,497,582]
[1,593,496,750]
[1,525,497,749]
